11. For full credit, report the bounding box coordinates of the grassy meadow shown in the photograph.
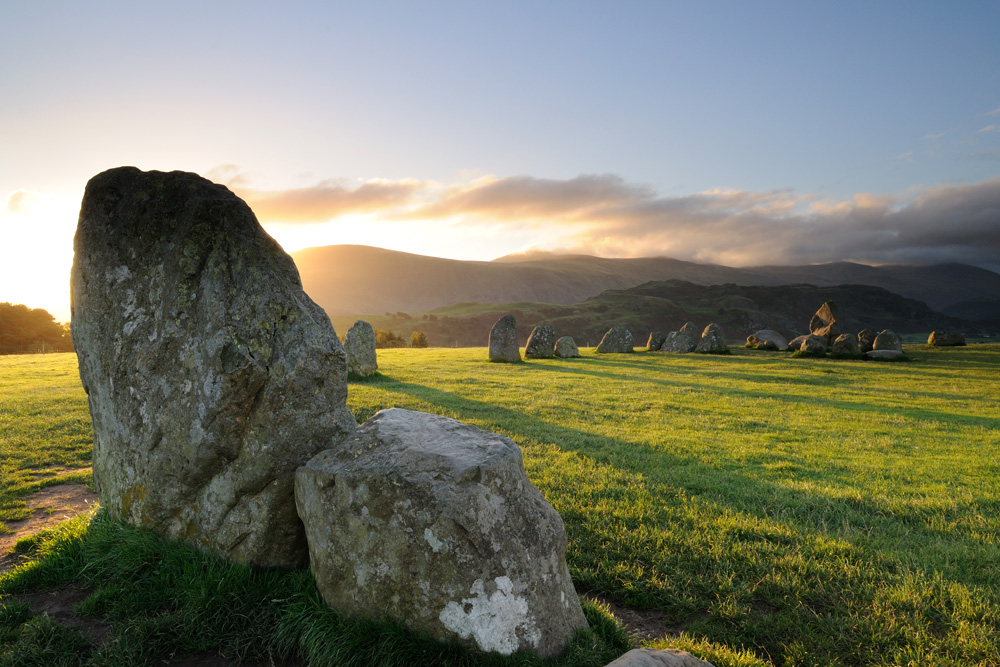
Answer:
[2,346,999,666]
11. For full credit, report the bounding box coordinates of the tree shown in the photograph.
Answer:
[0,302,74,351]
[374,329,407,349]
[410,330,428,348]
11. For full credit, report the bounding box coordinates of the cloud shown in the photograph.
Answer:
[921,132,944,140]
[978,124,999,133]
[987,106,1000,116]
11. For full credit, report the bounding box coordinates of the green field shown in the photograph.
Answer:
[2,347,999,666]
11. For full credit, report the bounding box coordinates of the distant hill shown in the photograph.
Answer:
[329,281,979,349]
[291,245,1000,318]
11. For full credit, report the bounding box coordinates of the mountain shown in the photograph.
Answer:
[290,245,1000,317]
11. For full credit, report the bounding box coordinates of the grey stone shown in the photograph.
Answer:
[661,331,696,353]
[295,408,588,658]
[746,329,787,351]
[596,326,633,353]
[695,323,728,353]
[524,324,557,359]
[489,314,521,362]
[858,328,878,352]
[788,334,809,350]
[71,167,356,568]
[605,648,716,667]
[830,333,860,356]
[679,321,699,338]
[646,331,666,351]
[866,349,904,360]
[799,334,828,355]
[554,336,580,358]
[344,320,378,376]
[873,329,902,352]
[928,331,966,347]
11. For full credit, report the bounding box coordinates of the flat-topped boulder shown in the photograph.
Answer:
[596,326,633,353]
[295,409,588,658]
[344,320,378,376]
[489,314,521,362]
[71,167,356,568]
[524,324,557,359]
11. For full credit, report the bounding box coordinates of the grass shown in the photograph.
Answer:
[3,347,1000,665]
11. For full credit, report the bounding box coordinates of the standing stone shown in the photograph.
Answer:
[524,324,557,359]
[746,329,787,351]
[809,301,840,344]
[873,329,902,352]
[646,331,666,351]
[344,320,378,376]
[679,321,699,338]
[489,314,521,363]
[295,409,588,659]
[71,167,356,568]
[695,323,728,353]
[596,326,633,353]
[830,333,860,356]
[857,329,878,352]
[928,331,966,347]
[553,336,580,358]
[661,330,696,353]
[799,334,828,355]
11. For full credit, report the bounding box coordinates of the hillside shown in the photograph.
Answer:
[291,245,1000,317]
[329,280,975,348]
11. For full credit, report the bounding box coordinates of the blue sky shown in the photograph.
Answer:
[2,1,999,321]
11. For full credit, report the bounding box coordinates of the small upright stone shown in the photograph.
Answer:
[928,331,966,347]
[646,331,666,351]
[71,167,356,568]
[344,320,378,376]
[553,336,580,358]
[695,323,728,353]
[799,334,828,355]
[857,329,878,352]
[830,333,860,356]
[873,329,902,352]
[524,324,557,359]
[746,329,787,351]
[679,321,699,338]
[661,330,696,353]
[489,314,521,363]
[596,326,633,353]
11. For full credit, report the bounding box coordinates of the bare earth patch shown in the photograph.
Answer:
[0,480,98,574]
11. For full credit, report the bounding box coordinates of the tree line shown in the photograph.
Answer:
[0,303,74,352]
[375,329,428,349]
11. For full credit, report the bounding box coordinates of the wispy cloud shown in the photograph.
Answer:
[987,106,1000,116]
[978,124,999,133]
[921,132,945,140]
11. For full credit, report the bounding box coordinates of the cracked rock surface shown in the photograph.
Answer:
[71,166,355,568]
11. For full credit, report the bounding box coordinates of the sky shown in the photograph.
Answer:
[2,1,999,323]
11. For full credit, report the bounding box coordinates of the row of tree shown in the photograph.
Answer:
[0,303,74,352]
[374,329,428,349]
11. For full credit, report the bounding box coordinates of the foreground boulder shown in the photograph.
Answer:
[554,336,580,358]
[646,331,666,351]
[873,329,902,352]
[489,315,521,362]
[746,329,787,351]
[524,324,557,359]
[695,323,728,353]
[857,328,878,352]
[605,648,716,667]
[295,409,588,658]
[71,167,356,568]
[597,326,633,353]
[928,331,966,347]
[344,320,378,376]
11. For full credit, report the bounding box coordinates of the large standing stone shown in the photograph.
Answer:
[928,331,966,347]
[746,329,787,351]
[857,328,878,353]
[695,323,728,353]
[295,409,588,658]
[661,331,696,353]
[553,336,580,358]
[71,167,356,568]
[646,331,666,351]
[873,329,902,352]
[524,324,557,359]
[596,326,633,353]
[489,314,521,363]
[344,320,378,376]
[809,301,840,344]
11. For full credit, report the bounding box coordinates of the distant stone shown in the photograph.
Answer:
[788,334,809,350]
[799,334,828,355]
[866,349,904,360]
[344,320,378,376]
[554,336,580,358]
[695,323,728,353]
[295,409,588,659]
[928,331,966,347]
[71,167,356,568]
[661,331,696,353]
[604,648,716,667]
[679,321,699,338]
[524,324,557,359]
[809,301,840,344]
[489,314,521,363]
[857,329,878,353]
[830,333,860,356]
[596,326,633,353]
[746,329,787,351]
[873,329,902,352]
[646,331,666,351]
